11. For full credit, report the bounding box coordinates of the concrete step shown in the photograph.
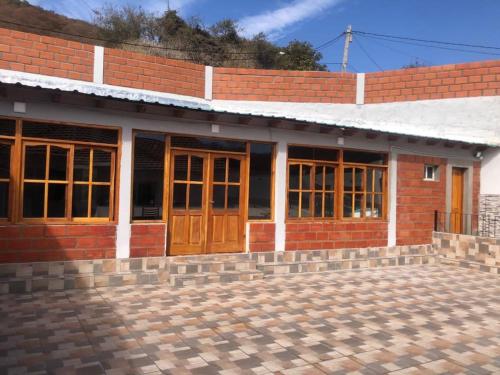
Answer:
[169,270,263,287]
[170,253,251,263]
[168,260,257,275]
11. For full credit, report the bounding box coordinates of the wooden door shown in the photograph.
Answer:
[450,167,465,234]
[206,155,245,253]
[168,151,207,255]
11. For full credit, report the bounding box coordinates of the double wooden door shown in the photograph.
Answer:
[168,150,245,255]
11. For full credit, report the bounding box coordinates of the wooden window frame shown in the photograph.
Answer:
[287,144,388,222]
[0,115,120,224]
[0,139,13,222]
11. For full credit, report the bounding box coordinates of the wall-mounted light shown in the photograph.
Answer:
[211,124,220,133]
[337,136,345,146]
[13,102,26,113]
[474,151,483,160]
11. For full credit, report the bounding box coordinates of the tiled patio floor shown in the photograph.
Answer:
[1,265,499,375]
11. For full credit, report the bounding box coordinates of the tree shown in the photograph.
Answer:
[276,40,327,71]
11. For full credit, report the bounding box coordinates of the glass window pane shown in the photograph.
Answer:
[213,158,226,182]
[23,183,44,218]
[74,148,90,182]
[324,192,334,217]
[189,184,202,209]
[366,194,373,217]
[91,185,110,218]
[366,168,373,193]
[190,156,203,182]
[315,166,323,190]
[0,182,8,218]
[248,143,272,220]
[25,145,46,180]
[49,146,68,181]
[22,122,118,145]
[373,194,383,218]
[313,148,338,162]
[72,184,89,217]
[374,169,384,193]
[301,192,312,217]
[344,168,353,191]
[0,119,15,136]
[354,168,364,192]
[228,158,240,183]
[0,143,10,179]
[343,151,386,165]
[173,183,187,209]
[47,184,66,218]
[132,133,165,220]
[302,165,311,190]
[314,192,323,217]
[227,186,239,209]
[213,185,225,209]
[92,150,111,182]
[170,136,245,152]
[288,146,313,160]
[354,194,363,218]
[289,164,300,190]
[325,167,335,191]
[288,192,299,218]
[343,194,353,217]
[174,155,188,181]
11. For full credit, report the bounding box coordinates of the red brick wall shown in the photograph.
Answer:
[285,221,388,251]
[0,28,94,81]
[0,224,116,263]
[130,223,166,257]
[104,48,205,98]
[396,155,447,245]
[213,68,356,103]
[249,223,275,252]
[365,60,500,104]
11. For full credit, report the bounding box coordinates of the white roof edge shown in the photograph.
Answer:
[1,69,499,147]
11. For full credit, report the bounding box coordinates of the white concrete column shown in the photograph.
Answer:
[93,46,104,84]
[274,140,287,252]
[388,149,398,246]
[356,73,365,105]
[204,66,213,100]
[116,127,132,258]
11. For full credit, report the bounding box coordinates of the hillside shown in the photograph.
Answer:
[0,0,326,70]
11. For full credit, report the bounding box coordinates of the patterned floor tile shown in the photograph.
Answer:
[0,265,498,374]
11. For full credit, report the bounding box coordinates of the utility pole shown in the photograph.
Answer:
[341,25,353,72]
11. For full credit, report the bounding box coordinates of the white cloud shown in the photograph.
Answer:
[238,0,345,40]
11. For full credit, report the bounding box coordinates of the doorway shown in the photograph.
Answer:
[450,167,465,233]
[168,150,246,255]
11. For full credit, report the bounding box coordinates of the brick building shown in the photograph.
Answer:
[0,27,499,263]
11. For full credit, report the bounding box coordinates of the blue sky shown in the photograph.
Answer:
[28,0,500,72]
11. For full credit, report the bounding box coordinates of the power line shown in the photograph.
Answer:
[353,34,383,71]
[315,32,345,51]
[353,30,500,51]
[360,33,500,57]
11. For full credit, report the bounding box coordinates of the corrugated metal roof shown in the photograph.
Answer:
[1,69,499,147]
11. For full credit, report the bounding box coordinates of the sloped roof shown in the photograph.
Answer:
[1,69,499,147]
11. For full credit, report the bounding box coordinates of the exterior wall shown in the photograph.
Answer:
[396,154,447,245]
[0,28,94,81]
[103,48,205,98]
[0,224,116,263]
[286,221,388,250]
[365,60,500,104]
[130,223,166,258]
[212,68,356,103]
[248,223,275,252]
[434,231,500,274]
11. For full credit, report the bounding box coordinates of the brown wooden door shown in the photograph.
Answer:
[168,151,207,255]
[450,167,465,234]
[206,155,245,253]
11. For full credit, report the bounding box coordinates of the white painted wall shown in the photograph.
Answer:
[481,148,500,195]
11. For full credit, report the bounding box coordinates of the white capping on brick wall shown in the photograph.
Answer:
[93,46,104,84]
[356,73,365,105]
[116,127,132,258]
[205,66,213,100]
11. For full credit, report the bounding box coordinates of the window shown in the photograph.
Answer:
[0,142,11,219]
[0,117,119,223]
[248,143,274,220]
[132,132,166,220]
[424,165,439,181]
[287,146,387,220]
